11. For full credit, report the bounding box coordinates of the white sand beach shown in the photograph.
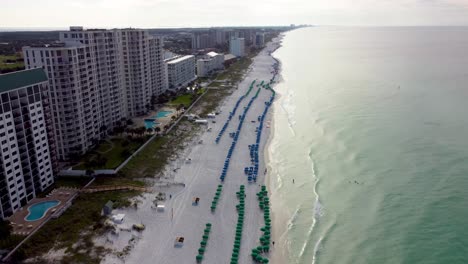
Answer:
[100,37,284,264]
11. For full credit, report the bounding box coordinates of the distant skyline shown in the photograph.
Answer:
[2,0,468,28]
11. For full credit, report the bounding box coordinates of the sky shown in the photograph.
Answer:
[2,0,468,28]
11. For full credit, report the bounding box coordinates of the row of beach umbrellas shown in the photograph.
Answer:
[220,88,261,182]
[244,82,276,182]
[196,223,212,263]
[251,185,271,263]
[216,80,257,143]
[230,185,246,264]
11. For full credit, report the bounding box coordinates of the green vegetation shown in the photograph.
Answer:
[91,176,146,187]
[168,94,193,108]
[74,137,148,170]
[0,219,24,251]
[0,54,24,73]
[14,191,138,263]
[119,120,201,178]
[214,56,253,85]
[54,177,93,188]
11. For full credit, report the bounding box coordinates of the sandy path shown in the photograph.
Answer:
[102,39,282,264]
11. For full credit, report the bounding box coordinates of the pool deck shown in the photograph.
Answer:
[133,107,178,130]
[7,187,79,236]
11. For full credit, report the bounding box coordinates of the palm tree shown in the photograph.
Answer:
[155,126,161,135]
[146,127,153,134]
[136,127,146,137]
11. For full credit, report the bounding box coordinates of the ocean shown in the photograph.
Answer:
[269,26,468,264]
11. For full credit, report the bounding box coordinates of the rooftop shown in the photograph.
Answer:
[0,68,48,94]
[165,55,195,64]
[207,51,221,57]
[224,54,237,61]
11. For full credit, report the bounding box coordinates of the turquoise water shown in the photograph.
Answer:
[144,120,160,129]
[270,27,468,264]
[155,111,173,118]
[144,111,172,129]
[25,200,60,221]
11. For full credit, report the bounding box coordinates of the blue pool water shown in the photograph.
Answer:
[144,120,160,129]
[155,111,173,118]
[144,111,172,129]
[25,200,60,221]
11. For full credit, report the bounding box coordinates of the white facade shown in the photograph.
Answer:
[197,52,224,77]
[23,27,165,160]
[0,69,55,219]
[165,55,196,91]
[229,37,245,57]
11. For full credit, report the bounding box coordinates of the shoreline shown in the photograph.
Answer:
[264,34,291,264]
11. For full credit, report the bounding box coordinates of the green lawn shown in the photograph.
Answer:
[55,176,92,188]
[74,137,148,170]
[0,54,24,72]
[168,94,193,108]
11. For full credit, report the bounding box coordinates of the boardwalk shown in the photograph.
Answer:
[81,185,152,193]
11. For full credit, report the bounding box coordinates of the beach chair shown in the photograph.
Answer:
[174,237,185,247]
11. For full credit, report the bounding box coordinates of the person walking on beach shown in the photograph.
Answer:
[293,179,295,184]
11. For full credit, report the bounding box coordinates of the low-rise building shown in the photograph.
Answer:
[229,37,245,57]
[197,52,224,77]
[165,55,196,91]
[0,69,56,219]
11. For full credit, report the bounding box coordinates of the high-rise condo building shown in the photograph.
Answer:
[254,32,265,48]
[23,26,165,160]
[229,37,246,57]
[0,69,56,219]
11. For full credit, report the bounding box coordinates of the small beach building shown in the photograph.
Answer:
[103,200,114,216]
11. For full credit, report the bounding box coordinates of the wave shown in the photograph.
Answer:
[279,84,296,135]
[290,151,325,262]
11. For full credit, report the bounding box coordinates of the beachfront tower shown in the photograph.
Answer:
[0,69,56,219]
[229,37,245,57]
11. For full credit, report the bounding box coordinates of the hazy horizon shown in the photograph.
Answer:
[2,0,468,28]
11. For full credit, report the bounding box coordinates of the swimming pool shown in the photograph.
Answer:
[144,119,160,129]
[25,200,60,221]
[155,110,173,118]
[144,110,173,129]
